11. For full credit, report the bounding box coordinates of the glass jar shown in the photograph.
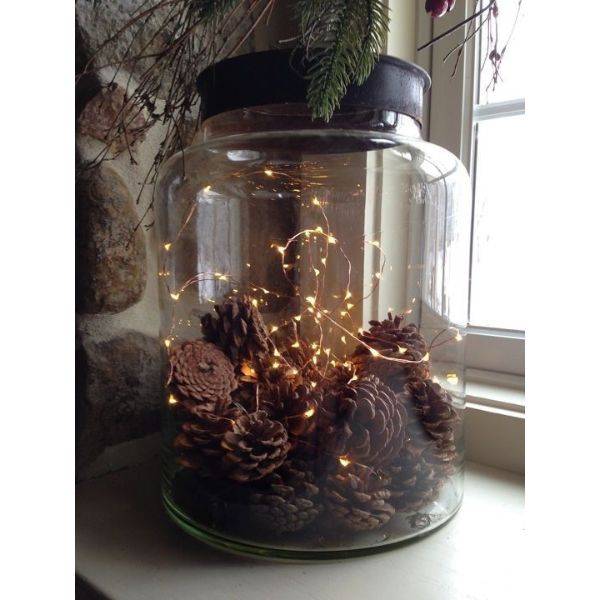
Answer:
[157,51,470,559]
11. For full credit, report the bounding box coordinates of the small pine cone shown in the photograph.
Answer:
[255,379,294,417]
[351,314,430,392]
[249,459,322,533]
[169,340,237,410]
[352,348,428,393]
[255,380,320,439]
[386,442,445,512]
[318,375,407,467]
[173,405,236,471]
[362,313,428,355]
[282,338,322,383]
[324,465,395,531]
[403,378,459,463]
[266,381,321,459]
[420,441,458,476]
[221,410,290,482]
[230,381,260,413]
[201,295,273,364]
[285,383,321,438]
[230,380,314,435]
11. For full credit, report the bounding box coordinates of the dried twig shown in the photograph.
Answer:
[419,0,523,94]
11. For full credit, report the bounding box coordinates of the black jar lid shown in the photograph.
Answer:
[197,49,431,125]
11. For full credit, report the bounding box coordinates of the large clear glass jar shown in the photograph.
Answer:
[157,52,470,559]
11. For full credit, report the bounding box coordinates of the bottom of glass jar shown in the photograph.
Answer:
[162,481,463,561]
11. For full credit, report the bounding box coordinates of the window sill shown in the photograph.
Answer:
[76,459,524,600]
[464,373,525,474]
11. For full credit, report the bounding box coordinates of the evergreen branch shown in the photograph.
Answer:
[296,0,388,121]
[354,0,389,85]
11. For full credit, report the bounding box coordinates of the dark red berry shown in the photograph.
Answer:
[425,0,456,18]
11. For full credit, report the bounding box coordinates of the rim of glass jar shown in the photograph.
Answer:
[198,104,423,143]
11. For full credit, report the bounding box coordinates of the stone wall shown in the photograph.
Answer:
[75,82,164,477]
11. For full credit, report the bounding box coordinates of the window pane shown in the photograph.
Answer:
[469,114,525,330]
[479,0,525,104]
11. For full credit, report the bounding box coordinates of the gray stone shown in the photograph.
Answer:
[76,331,163,471]
[76,165,146,314]
[78,83,147,152]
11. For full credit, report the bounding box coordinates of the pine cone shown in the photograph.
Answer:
[324,465,395,531]
[386,442,445,512]
[172,468,248,531]
[221,410,290,482]
[169,340,237,410]
[230,381,320,461]
[201,295,273,364]
[233,378,320,439]
[318,375,407,467]
[282,338,322,383]
[351,313,429,392]
[229,381,258,412]
[173,405,236,471]
[403,378,459,464]
[285,383,321,438]
[249,459,322,533]
[253,379,294,417]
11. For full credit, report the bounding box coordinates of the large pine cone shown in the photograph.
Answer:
[173,405,236,472]
[324,465,395,531]
[249,459,322,533]
[201,295,273,364]
[221,410,290,482]
[386,442,446,512]
[169,340,237,410]
[403,378,459,464]
[318,375,407,467]
[351,313,429,392]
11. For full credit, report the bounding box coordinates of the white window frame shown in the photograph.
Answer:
[414,0,525,473]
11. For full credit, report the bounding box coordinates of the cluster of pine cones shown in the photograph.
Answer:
[168,296,461,535]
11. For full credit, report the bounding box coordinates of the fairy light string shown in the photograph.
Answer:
[162,164,465,469]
